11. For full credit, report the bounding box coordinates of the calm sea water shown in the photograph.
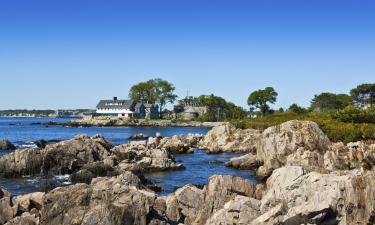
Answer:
[0,117,255,195]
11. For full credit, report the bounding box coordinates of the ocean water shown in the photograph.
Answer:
[0,117,255,196]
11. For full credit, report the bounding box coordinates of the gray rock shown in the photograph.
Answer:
[0,140,15,150]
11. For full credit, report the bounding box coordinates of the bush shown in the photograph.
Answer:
[332,106,375,123]
[230,112,375,143]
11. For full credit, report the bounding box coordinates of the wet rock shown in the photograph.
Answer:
[129,133,149,140]
[0,140,15,150]
[34,140,48,149]
[199,123,261,153]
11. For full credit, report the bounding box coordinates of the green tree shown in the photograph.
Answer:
[129,81,156,103]
[310,92,352,111]
[288,103,306,114]
[129,78,177,117]
[247,87,278,117]
[350,83,375,108]
[151,78,178,114]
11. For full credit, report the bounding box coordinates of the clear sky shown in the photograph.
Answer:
[0,0,374,110]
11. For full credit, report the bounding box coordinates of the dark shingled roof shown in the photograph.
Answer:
[96,99,135,109]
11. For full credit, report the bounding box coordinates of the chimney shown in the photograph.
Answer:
[113,97,118,101]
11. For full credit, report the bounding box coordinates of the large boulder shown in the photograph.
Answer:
[199,123,261,153]
[256,166,375,225]
[0,140,15,150]
[165,175,256,225]
[0,149,43,177]
[113,142,184,173]
[255,120,331,179]
[40,173,164,225]
[41,134,113,174]
[154,134,204,154]
[205,196,261,225]
[225,153,261,170]
[0,134,113,178]
[0,188,14,225]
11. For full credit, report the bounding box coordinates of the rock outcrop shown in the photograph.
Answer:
[0,140,15,150]
[112,142,184,173]
[225,120,375,180]
[149,134,204,154]
[0,134,183,182]
[41,134,113,175]
[0,135,112,178]
[224,153,260,170]
[198,123,261,153]
[0,188,44,225]
[0,149,43,177]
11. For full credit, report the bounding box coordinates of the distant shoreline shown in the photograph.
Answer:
[46,118,223,128]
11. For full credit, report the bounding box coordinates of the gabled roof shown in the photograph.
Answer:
[96,99,135,109]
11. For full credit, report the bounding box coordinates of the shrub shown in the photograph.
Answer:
[230,112,375,143]
[332,106,375,123]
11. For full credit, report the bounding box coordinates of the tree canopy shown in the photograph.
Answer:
[129,78,177,115]
[178,94,247,121]
[247,87,278,116]
[310,92,352,111]
[288,103,307,114]
[350,83,375,108]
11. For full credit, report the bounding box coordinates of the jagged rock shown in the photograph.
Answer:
[34,140,48,149]
[129,133,149,140]
[225,153,260,169]
[41,134,113,174]
[165,175,256,225]
[166,184,205,224]
[0,188,14,225]
[0,140,15,150]
[113,143,184,172]
[257,166,375,225]
[205,196,261,225]
[40,173,163,225]
[155,134,204,154]
[5,212,39,225]
[199,123,261,153]
[253,120,331,179]
[0,149,43,177]
[13,192,44,213]
[70,161,116,184]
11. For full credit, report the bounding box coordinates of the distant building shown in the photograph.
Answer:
[55,110,81,118]
[96,97,158,119]
[174,96,207,120]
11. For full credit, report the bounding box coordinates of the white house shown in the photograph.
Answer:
[96,97,159,118]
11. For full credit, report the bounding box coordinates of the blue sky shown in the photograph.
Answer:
[0,0,374,110]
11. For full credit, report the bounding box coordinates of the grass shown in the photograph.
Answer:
[230,112,375,143]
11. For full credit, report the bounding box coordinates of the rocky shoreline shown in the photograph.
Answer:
[42,118,224,128]
[1,120,375,224]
